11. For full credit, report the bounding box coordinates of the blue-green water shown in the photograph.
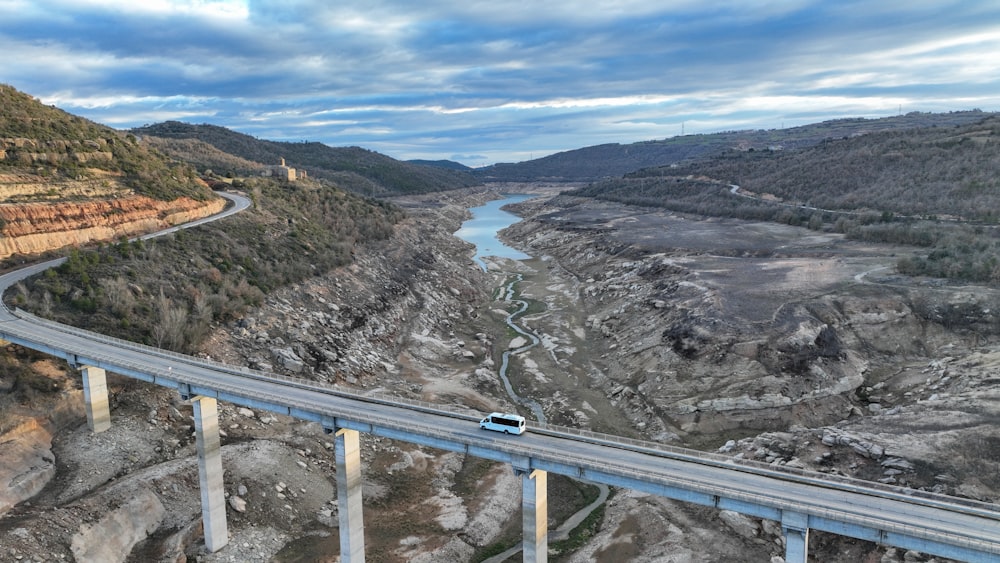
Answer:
[456,194,546,423]
[455,194,534,270]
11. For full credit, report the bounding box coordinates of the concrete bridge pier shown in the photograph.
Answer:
[521,468,548,563]
[192,395,228,552]
[334,427,366,563]
[80,365,111,433]
[781,510,809,563]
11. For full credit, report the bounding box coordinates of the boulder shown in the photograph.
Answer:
[229,495,247,513]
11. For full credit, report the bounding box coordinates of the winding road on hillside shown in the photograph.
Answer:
[0,190,251,310]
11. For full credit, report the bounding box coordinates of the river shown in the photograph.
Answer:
[456,194,608,563]
[454,194,547,424]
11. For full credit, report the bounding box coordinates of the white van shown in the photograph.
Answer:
[480,412,526,435]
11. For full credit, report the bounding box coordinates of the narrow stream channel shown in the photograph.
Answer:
[497,273,547,425]
[455,195,547,424]
[457,195,609,562]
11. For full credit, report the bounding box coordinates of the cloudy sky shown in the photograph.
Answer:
[2,1,999,166]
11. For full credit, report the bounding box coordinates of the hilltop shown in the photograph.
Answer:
[473,110,996,182]
[0,85,215,203]
[407,158,474,172]
[134,121,480,196]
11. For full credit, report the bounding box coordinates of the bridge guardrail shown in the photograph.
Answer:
[9,305,1000,522]
[127,359,1000,554]
[4,305,1000,554]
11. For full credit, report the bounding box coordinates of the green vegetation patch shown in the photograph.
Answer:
[1,84,214,202]
[132,121,480,196]
[9,177,403,352]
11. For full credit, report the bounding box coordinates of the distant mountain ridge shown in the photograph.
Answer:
[473,110,997,183]
[133,111,997,189]
[407,159,473,172]
[133,121,480,196]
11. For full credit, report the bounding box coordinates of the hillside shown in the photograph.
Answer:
[628,115,1000,221]
[570,114,1000,284]
[10,175,403,349]
[407,158,474,172]
[0,85,214,203]
[473,110,996,182]
[133,121,480,196]
[0,84,223,260]
[140,136,269,178]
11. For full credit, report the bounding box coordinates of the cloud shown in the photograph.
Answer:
[2,1,999,164]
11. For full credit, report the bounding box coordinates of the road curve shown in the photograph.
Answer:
[0,191,998,561]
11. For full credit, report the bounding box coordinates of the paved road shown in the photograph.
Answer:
[1,191,998,561]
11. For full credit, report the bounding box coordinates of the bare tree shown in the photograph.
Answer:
[39,291,53,317]
[100,275,134,317]
[152,288,188,351]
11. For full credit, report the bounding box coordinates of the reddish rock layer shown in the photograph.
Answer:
[0,195,226,259]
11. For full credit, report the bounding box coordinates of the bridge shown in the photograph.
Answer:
[1,193,999,562]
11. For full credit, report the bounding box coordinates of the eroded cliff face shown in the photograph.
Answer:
[0,194,226,259]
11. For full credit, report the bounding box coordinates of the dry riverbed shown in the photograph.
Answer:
[3,184,1000,562]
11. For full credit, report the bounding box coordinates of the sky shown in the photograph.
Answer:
[2,1,1000,167]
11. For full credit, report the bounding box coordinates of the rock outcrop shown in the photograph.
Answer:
[501,194,1000,447]
[69,489,166,563]
[0,194,226,259]
[0,137,116,166]
[0,418,55,516]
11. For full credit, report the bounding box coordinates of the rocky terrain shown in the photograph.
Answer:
[2,183,1000,562]
[496,190,1000,561]
[0,192,226,260]
[0,186,532,563]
